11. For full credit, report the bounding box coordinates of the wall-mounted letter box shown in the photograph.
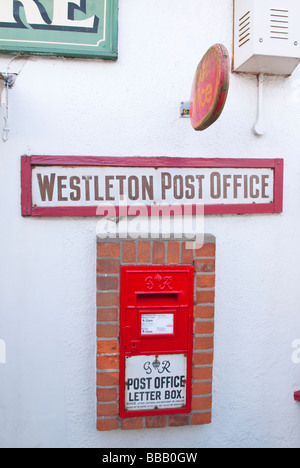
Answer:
[119,266,194,418]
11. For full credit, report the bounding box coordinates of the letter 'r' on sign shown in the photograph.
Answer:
[0,0,119,60]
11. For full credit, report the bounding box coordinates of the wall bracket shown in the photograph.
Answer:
[0,73,18,88]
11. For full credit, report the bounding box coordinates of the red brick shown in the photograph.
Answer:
[97,243,120,258]
[193,336,214,350]
[193,351,214,366]
[97,418,119,431]
[97,372,119,387]
[97,339,119,354]
[97,355,119,370]
[167,242,180,264]
[191,396,212,411]
[97,292,119,307]
[152,242,165,264]
[138,241,151,263]
[97,307,119,322]
[196,275,215,288]
[122,242,136,263]
[194,305,215,319]
[193,366,213,381]
[145,415,167,429]
[97,276,119,291]
[194,259,215,273]
[168,414,190,427]
[191,412,212,425]
[121,417,144,430]
[97,403,119,417]
[97,323,119,338]
[95,236,217,431]
[194,321,214,335]
[97,259,120,274]
[96,387,118,402]
[196,290,215,304]
[192,381,212,396]
[181,243,194,264]
[194,243,215,258]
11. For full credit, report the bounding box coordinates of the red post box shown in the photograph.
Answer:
[119,265,194,418]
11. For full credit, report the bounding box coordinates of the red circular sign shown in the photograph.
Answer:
[190,44,230,131]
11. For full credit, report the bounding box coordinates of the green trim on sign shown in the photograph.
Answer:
[0,0,119,60]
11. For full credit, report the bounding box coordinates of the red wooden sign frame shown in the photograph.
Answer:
[21,156,283,217]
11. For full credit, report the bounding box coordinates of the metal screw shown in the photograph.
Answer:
[259,38,263,43]
[294,41,298,46]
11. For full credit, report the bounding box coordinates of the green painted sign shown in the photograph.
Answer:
[0,0,118,59]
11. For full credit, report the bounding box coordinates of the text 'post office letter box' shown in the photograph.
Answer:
[119,266,194,418]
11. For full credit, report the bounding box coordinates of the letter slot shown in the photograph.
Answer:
[119,265,194,418]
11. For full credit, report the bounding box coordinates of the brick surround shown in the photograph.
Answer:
[96,235,216,431]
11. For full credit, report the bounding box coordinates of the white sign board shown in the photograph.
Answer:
[32,166,274,207]
[141,314,174,336]
[125,354,187,412]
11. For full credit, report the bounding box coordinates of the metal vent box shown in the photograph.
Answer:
[233,0,300,75]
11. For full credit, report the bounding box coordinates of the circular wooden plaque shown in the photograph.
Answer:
[190,44,230,131]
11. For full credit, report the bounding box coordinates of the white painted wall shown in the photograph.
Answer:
[0,0,300,448]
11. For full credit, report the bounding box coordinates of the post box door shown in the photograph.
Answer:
[119,266,194,418]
